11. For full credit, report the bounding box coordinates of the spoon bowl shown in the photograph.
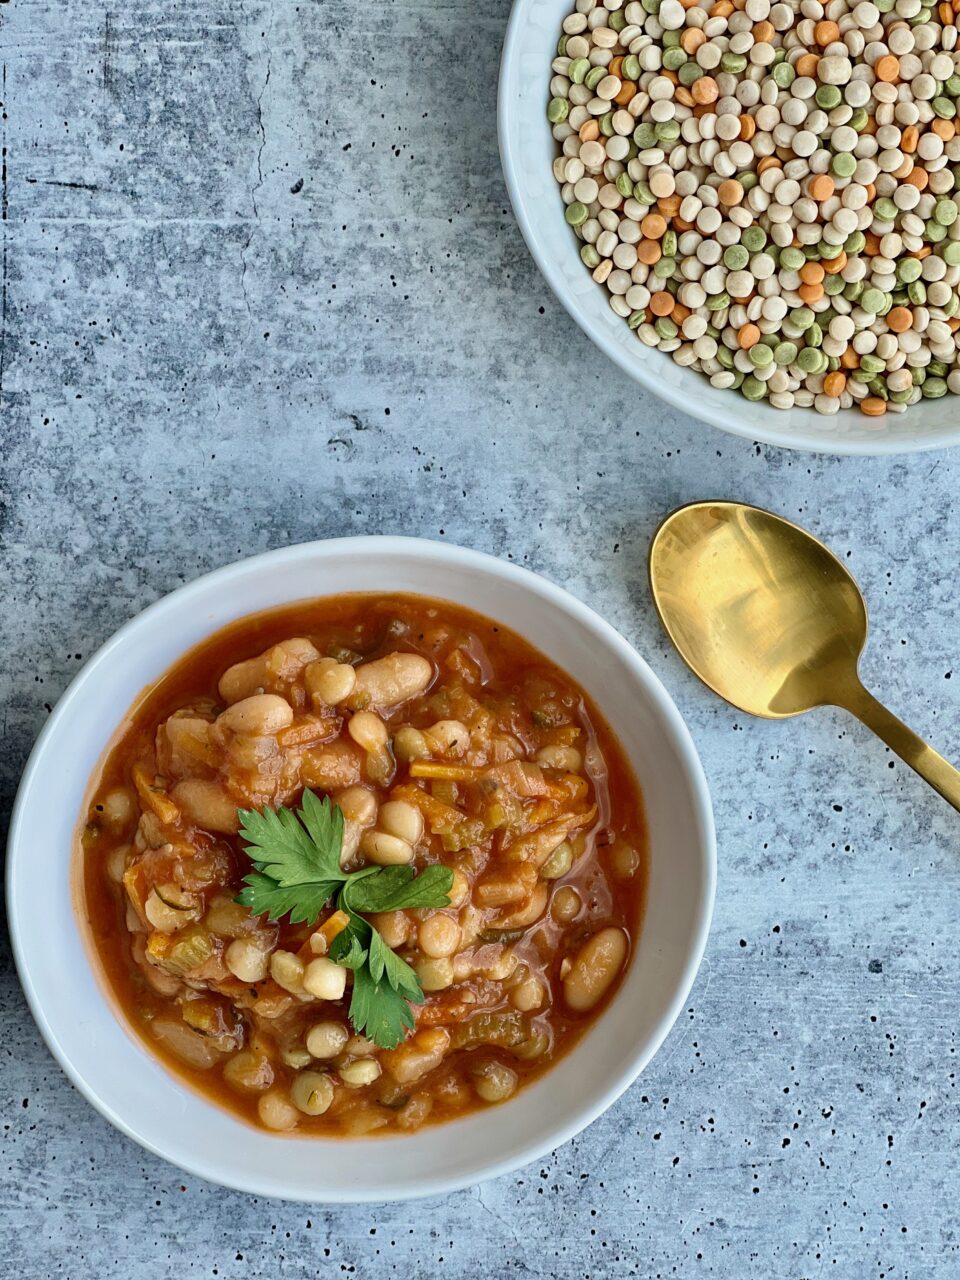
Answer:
[650,501,960,813]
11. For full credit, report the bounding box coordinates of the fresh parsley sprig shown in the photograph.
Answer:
[234,790,453,1049]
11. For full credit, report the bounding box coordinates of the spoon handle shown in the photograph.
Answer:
[841,683,960,813]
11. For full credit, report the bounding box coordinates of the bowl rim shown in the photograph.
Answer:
[497,0,959,457]
[6,535,716,1201]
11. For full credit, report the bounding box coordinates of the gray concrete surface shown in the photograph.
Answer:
[3,2,960,1276]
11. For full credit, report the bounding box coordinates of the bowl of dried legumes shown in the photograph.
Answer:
[7,538,715,1201]
[500,0,960,451]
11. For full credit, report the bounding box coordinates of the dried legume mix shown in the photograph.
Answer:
[548,0,960,415]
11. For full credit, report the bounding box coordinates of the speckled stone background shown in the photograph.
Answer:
[3,2,960,1276]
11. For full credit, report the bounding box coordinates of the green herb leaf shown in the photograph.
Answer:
[341,863,453,914]
[234,790,451,1050]
[349,958,418,1050]
[236,792,345,924]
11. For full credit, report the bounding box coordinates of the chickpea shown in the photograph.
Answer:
[100,788,136,833]
[290,1070,335,1116]
[336,785,378,827]
[511,976,546,1012]
[338,1058,382,1087]
[551,885,582,924]
[447,868,470,908]
[381,1028,450,1085]
[418,913,462,958]
[223,1050,274,1093]
[378,799,424,846]
[144,885,198,934]
[280,1045,313,1069]
[170,779,239,834]
[563,927,628,1013]
[394,727,429,763]
[105,844,131,884]
[257,1088,299,1131]
[610,839,641,880]
[360,830,414,866]
[302,957,347,1001]
[306,1021,350,1060]
[217,693,293,736]
[494,884,548,930]
[225,937,271,984]
[270,950,305,994]
[471,1060,518,1104]
[414,956,454,991]
[425,719,470,756]
[304,657,358,707]
[368,909,412,949]
[540,840,574,880]
[535,745,583,772]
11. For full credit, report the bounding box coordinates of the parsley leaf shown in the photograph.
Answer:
[236,790,345,921]
[341,863,454,914]
[234,789,452,1050]
[349,960,418,1049]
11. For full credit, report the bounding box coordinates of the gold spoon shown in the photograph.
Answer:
[649,500,960,812]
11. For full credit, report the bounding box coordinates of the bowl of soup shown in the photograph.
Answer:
[6,537,715,1201]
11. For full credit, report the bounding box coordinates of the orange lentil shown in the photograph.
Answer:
[915,245,932,258]
[940,1,952,18]
[692,76,719,104]
[864,182,877,203]
[609,56,624,77]
[663,69,680,85]
[823,372,846,397]
[886,307,913,333]
[637,240,662,265]
[739,115,756,140]
[757,155,782,174]
[718,178,744,205]
[863,232,882,254]
[822,252,847,274]
[860,398,888,417]
[738,324,761,349]
[808,174,834,201]
[860,114,878,135]
[681,27,707,52]
[753,19,775,40]
[675,87,696,107]
[650,291,675,317]
[798,282,824,304]
[614,81,637,106]
[840,349,860,369]
[672,216,694,232]
[640,213,667,238]
[874,54,900,82]
[799,261,825,285]
[950,317,960,331]
[814,19,840,42]
[671,303,691,323]
[579,120,600,143]
[680,0,699,8]
[905,167,928,189]
[658,195,682,216]
[796,53,820,77]
[710,1,734,14]
[932,117,956,141]
[901,125,919,152]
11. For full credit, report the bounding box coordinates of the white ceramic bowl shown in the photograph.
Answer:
[498,0,960,455]
[7,537,714,1202]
